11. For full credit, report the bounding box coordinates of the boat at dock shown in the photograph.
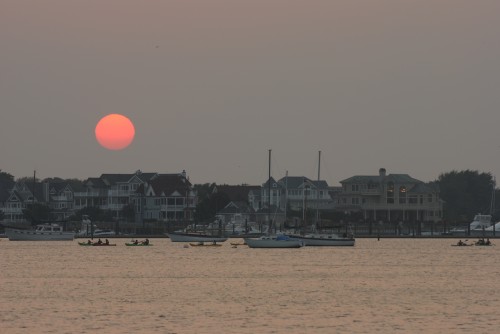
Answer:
[5,223,75,241]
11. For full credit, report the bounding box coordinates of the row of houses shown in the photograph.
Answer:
[0,167,443,226]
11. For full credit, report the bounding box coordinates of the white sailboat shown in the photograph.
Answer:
[287,151,355,247]
[244,149,304,248]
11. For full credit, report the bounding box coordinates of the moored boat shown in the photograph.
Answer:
[6,223,75,241]
[287,233,355,246]
[244,234,303,248]
[189,242,222,247]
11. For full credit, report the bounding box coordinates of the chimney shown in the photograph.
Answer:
[379,168,386,178]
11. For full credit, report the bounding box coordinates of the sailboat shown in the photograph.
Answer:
[287,151,355,246]
[244,150,304,248]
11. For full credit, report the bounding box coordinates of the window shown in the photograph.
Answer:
[399,186,406,204]
[387,182,394,204]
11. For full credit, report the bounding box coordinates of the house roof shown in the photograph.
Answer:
[215,185,260,202]
[276,176,329,189]
[140,173,192,197]
[408,182,439,194]
[340,174,422,184]
[219,201,254,214]
[100,172,157,185]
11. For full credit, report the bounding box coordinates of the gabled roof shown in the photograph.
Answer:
[219,201,254,214]
[139,173,192,197]
[262,177,281,189]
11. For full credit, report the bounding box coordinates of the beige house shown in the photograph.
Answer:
[336,168,442,223]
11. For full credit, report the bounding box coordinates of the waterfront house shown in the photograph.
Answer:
[335,168,442,224]
[133,171,196,225]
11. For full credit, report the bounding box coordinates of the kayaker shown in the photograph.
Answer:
[97,238,103,244]
[87,240,92,245]
[105,239,109,245]
[133,239,139,245]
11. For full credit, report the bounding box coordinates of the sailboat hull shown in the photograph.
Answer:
[244,237,303,248]
[288,234,355,246]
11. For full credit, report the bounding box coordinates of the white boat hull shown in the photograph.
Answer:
[167,233,227,242]
[288,234,355,246]
[244,236,304,248]
[5,228,75,241]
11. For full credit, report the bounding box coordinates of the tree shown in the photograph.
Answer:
[193,183,230,223]
[0,170,15,185]
[438,170,495,223]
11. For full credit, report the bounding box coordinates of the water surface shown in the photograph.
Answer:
[1,238,499,333]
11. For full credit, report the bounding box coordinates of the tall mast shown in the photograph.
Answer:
[268,149,272,234]
[316,151,321,229]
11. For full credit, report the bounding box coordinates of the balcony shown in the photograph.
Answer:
[360,189,381,196]
[74,191,100,197]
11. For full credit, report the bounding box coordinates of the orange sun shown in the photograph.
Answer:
[95,114,135,150]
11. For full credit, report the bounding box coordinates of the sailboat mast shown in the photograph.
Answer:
[268,149,272,233]
[316,151,321,228]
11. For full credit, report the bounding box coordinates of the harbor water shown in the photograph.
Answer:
[1,238,499,333]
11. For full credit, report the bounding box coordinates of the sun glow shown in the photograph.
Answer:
[95,114,135,150]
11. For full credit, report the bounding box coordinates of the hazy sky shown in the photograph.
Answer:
[2,0,500,186]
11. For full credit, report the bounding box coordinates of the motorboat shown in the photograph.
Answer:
[6,223,75,241]
[450,214,493,235]
[76,215,116,237]
[244,234,304,248]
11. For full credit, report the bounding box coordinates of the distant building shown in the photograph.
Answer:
[73,170,158,219]
[335,168,442,223]
[133,171,196,224]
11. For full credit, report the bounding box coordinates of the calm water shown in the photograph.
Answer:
[1,238,499,333]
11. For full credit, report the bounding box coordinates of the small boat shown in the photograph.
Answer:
[189,242,222,247]
[474,239,494,246]
[125,243,153,246]
[6,223,75,241]
[78,241,116,246]
[451,240,472,247]
[230,242,247,246]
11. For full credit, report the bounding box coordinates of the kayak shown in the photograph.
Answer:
[125,243,153,246]
[78,242,116,246]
